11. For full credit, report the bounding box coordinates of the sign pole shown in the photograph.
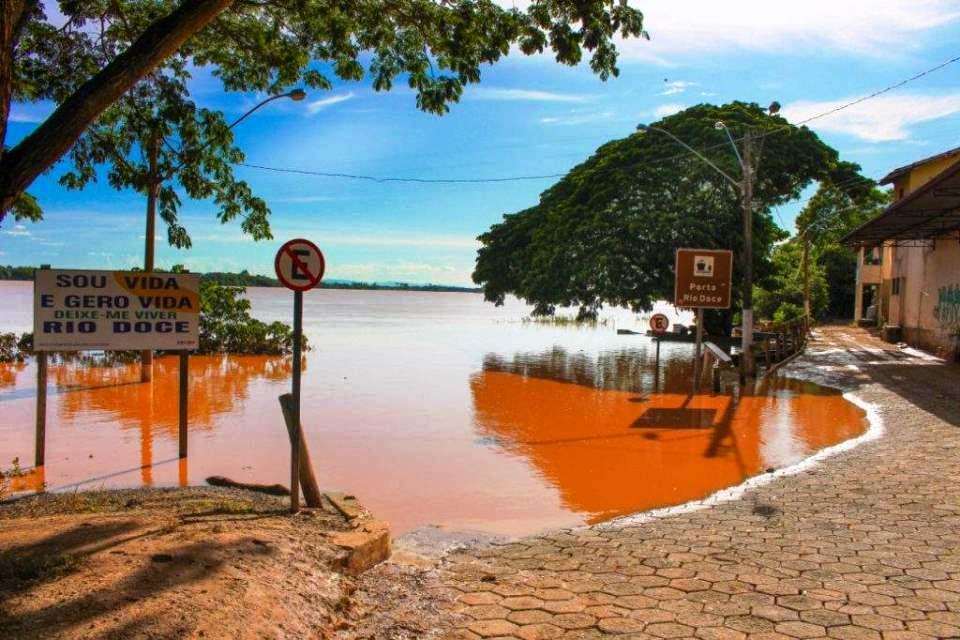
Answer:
[178,352,189,458]
[35,351,47,468]
[693,309,704,394]
[290,289,303,513]
[274,237,325,514]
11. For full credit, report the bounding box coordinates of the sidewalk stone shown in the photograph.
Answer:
[350,328,960,639]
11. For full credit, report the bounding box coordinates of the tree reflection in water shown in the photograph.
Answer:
[44,355,291,486]
[473,347,866,523]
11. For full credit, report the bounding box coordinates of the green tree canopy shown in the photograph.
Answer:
[786,178,890,319]
[1,0,648,222]
[58,57,268,247]
[472,102,867,325]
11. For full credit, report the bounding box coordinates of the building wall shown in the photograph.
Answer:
[911,236,960,359]
[854,153,960,347]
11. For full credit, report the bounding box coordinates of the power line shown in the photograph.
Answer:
[795,54,960,126]
[239,54,960,186]
[240,163,567,184]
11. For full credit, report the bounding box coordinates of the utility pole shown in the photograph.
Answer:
[802,234,811,323]
[142,130,159,383]
[740,131,754,380]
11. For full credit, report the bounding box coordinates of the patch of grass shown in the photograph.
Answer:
[0,553,78,582]
[181,499,256,516]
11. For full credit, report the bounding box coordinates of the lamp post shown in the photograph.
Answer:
[637,104,778,382]
[140,88,306,382]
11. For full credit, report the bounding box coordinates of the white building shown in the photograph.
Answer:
[845,148,960,361]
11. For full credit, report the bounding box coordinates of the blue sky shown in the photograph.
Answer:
[3,0,960,285]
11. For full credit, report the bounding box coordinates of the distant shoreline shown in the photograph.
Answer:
[0,266,481,294]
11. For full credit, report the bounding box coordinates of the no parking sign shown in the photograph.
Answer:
[275,238,325,291]
[274,238,325,513]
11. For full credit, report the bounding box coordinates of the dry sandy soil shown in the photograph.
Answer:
[0,487,395,640]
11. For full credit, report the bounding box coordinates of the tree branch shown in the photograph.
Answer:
[0,0,234,221]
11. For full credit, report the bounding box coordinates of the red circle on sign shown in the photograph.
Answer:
[649,313,670,334]
[275,238,325,291]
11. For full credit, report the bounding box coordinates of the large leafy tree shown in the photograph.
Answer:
[59,61,269,253]
[791,179,890,319]
[472,102,866,331]
[1,0,647,223]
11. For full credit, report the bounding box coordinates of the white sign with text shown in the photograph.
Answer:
[33,269,201,351]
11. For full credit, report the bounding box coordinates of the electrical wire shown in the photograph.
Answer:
[238,54,960,185]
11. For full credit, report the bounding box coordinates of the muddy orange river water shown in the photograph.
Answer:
[0,283,865,536]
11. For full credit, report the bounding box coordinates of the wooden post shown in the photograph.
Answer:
[290,290,303,512]
[693,309,704,394]
[35,352,47,468]
[279,393,323,508]
[178,352,188,458]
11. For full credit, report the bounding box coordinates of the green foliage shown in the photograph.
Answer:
[7,0,648,225]
[10,191,42,222]
[0,333,30,363]
[794,181,890,319]
[473,102,853,325]
[197,281,306,355]
[0,265,34,280]
[754,240,828,321]
[773,302,805,323]
[56,59,268,248]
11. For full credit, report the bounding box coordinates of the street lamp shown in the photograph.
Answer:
[140,87,307,382]
[637,117,763,382]
[228,88,308,130]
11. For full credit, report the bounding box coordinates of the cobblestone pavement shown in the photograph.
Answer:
[422,327,960,640]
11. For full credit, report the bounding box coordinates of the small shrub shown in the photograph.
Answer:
[197,282,306,355]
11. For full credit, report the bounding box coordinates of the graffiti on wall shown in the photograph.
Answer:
[934,284,960,334]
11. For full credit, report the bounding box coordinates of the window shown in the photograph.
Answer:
[891,277,901,296]
[863,246,883,265]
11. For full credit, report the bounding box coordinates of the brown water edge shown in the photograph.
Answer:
[0,351,866,537]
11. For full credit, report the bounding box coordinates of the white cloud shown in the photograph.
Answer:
[661,80,696,96]
[198,229,478,250]
[632,0,960,62]
[321,233,478,250]
[539,110,614,126]
[2,224,32,237]
[653,103,686,118]
[306,92,354,114]
[469,88,589,103]
[501,1,960,63]
[782,93,960,141]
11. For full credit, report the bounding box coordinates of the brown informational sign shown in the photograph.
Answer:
[674,248,734,309]
[33,269,201,351]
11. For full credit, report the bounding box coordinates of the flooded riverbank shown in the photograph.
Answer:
[0,282,866,536]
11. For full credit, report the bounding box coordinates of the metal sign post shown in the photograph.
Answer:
[649,313,669,393]
[674,249,734,394]
[274,238,325,513]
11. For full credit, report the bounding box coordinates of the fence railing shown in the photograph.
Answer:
[753,316,810,373]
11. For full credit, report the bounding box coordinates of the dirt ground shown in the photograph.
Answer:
[0,487,386,640]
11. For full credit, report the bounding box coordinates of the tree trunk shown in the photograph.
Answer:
[0,0,233,221]
[141,132,159,383]
[0,1,36,153]
[802,236,811,322]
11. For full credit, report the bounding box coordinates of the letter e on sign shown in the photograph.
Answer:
[275,239,325,291]
[649,313,670,334]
